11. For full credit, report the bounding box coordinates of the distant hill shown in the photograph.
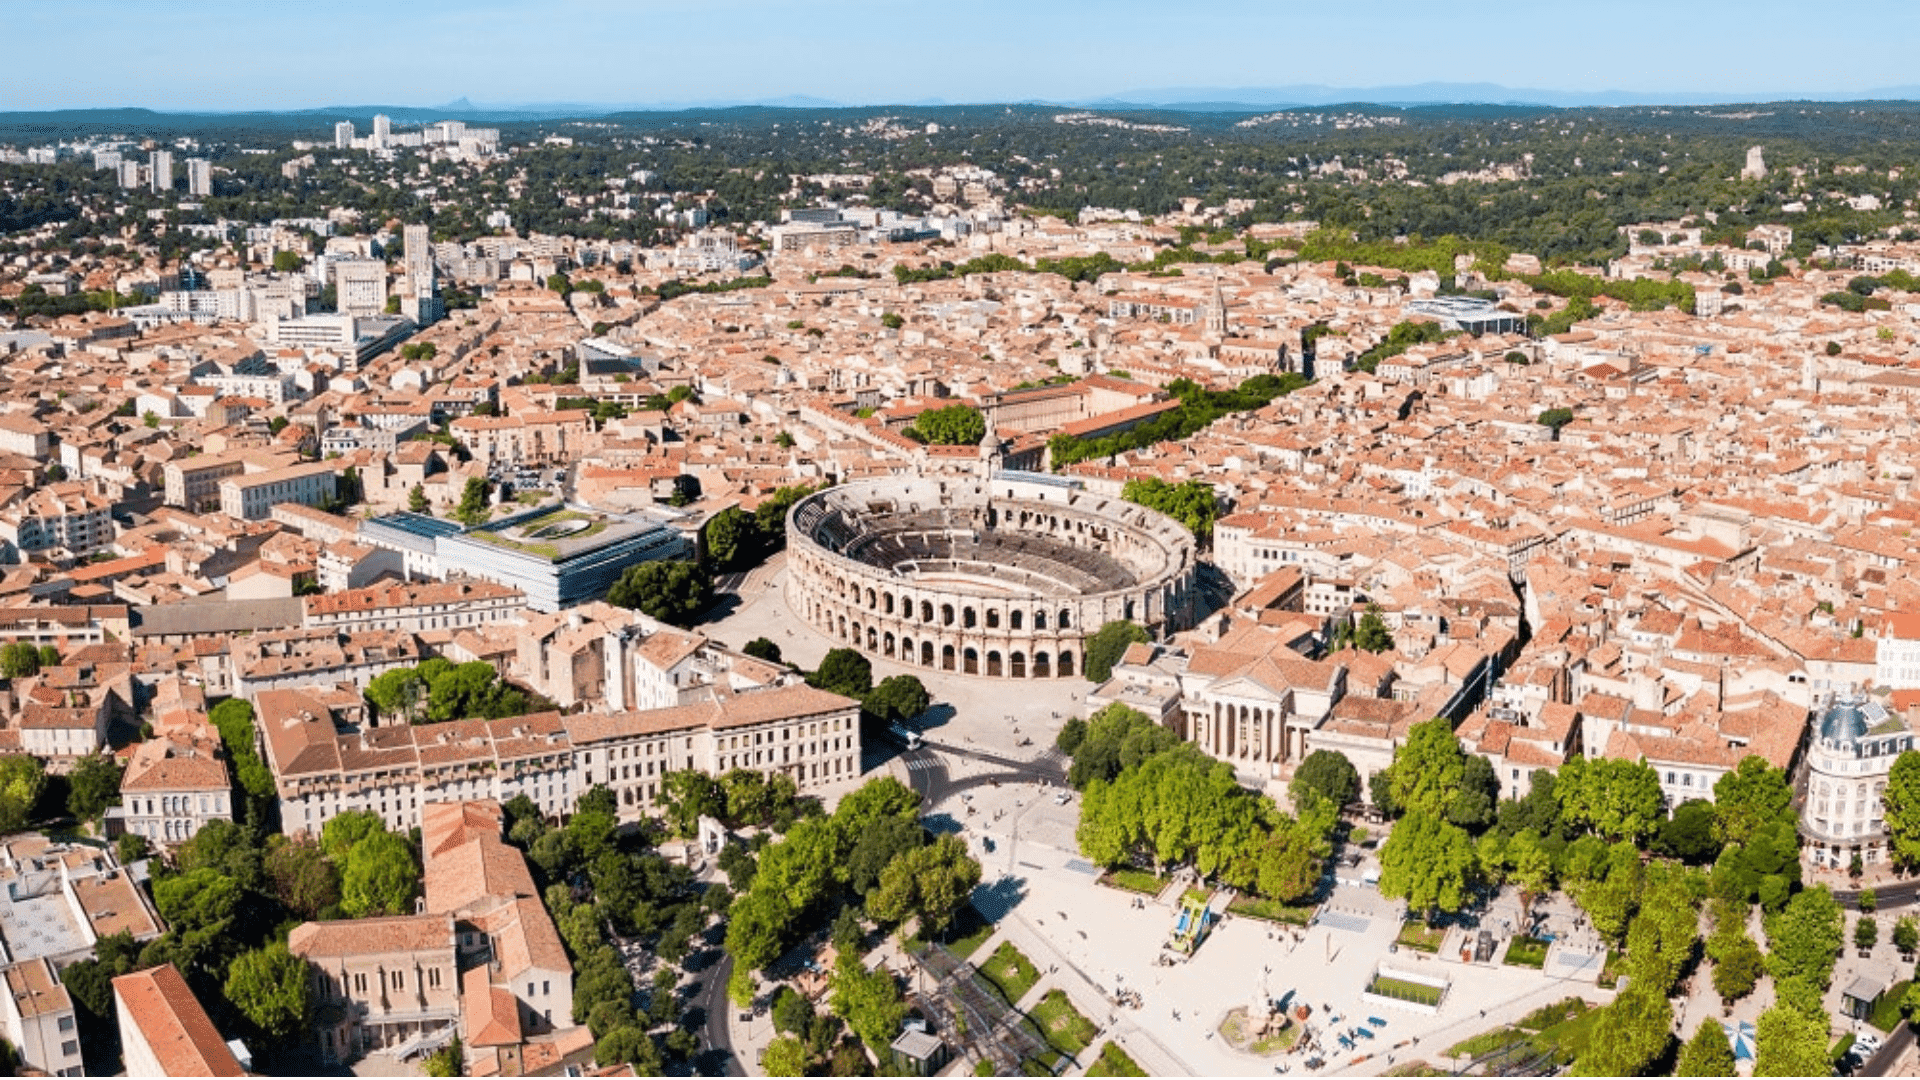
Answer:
[1086,82,1920,110]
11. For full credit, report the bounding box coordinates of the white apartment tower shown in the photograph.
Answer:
[149,150,173,192]
[185,158,212,197]
[334,120,355,149]
[403,223,434,291]
[334,260,388,317]
[371,114,392,149]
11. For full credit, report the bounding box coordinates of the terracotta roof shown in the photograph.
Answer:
[111,964,244,1077]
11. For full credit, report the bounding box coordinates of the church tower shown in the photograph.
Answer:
[1204,277,1229,337]
[978,413,1005,479]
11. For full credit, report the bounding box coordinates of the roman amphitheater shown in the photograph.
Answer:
[785,476,1198,679]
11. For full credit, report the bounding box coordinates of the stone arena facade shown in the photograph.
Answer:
[785,475,1199,679]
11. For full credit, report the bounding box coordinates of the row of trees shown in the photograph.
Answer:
[723,777,981,1007]
[702,482,825,573]
[1066,704,1339,905]
[1047,372,1312,469]
[363,657,552,724]
[1120,477,1219,540]
[498,788,714,1073]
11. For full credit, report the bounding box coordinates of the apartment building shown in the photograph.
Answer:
[0,836,164,967]
[112,964,245,1077]
[258,681,859,837]
[2,958,81,1077]
[303,580,527,634]
[164,449,294,512]
[291,915,461,1065]
[447,410,594,467]
[120,732,233,846]
[0,484,116,563]
[1877,612,1920,690]
[334,259,389,316]
[231,627,423,699]
[218,460,338,521]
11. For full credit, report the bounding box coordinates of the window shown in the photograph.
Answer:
[57,1016,74,1032]
[60,1041,78,1057]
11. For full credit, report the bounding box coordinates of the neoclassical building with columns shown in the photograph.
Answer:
[785,474,1199,679]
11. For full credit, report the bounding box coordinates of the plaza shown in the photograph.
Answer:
[706,554,1626,1077]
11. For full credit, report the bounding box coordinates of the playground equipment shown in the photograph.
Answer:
[1168,894,1214,956]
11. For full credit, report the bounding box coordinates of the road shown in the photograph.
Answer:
[695,950,746,1076]
[1862,1020,1912,1076]
[1832,879,1920,910]
[897,737,1066,808]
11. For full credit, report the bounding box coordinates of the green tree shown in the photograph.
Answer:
[0,754,46,833]
[1884,750,1920,868]
[408,485,430,513]
[1382,718,1467,822]
[1764,885,1843,1002]
[66,754,122,822]
[1083,620,1150,684]
[1538,407,1575,430]
[264,835,340,920]
[829,952,906,1053]
[1754,1002,1830,1077]
[321,809,386,862]
[1120,477,1218,539]
[660,770,725,836]
[272,250,305,273]
[809,648,874,699]
[1556,755,1665,843]
[1658,799,1723,864]
[1352,604,1394,653]
[1377,811,1478,917]
[845,816,925,897]
[424,1037,463,1077]
[34,645,57,669]
[907,404,986,446]
[864,674,930,724]
[1290,749,1359,809]
[763,1035,811,1077]
[607,560,712,625]
[364,667,429,723]
[704,506,761,571]
[1505,829,1556,925]
[0,642,40,679]
[1571,988,1673,1077]
[596,1027,663,1073]
[1063,702,1178,789]
[225,942,310,1041]
[1712,756,1794,846]
[341,830,419,917]
[1676,1019,1738,1077]
[742,637,783,664]
[1894,914,1918,954]
[867,834,981,935]
[454,477,493,527]
[1856,914,1879,951]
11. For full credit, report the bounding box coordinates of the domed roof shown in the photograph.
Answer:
[1818,695,1890,746]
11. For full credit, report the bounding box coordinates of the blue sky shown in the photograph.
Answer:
[5,0,1920,111]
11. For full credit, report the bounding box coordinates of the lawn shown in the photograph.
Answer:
[1367,975,1444,1007]
[1029,989,1099,1055]
[1099,867,1163,895]
[979,941,1041,1005]
[1182,887,1212,907]
[1503,935,1550,969]
[942,905,996,960]
[1228,894,1317,925]
[1872,980,1912,1032]
[1396,919,1446,953]
[1597,950,1624,989]
[1087,1042,1147,1077]
[1444,997,1599,1066]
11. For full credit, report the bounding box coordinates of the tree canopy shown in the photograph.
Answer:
[1082,620,1150,684]
[608,560,713,626]
[906,403,986,446]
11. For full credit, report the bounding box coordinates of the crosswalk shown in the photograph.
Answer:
[1033,748,1067,769]
[905,757,945,772]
